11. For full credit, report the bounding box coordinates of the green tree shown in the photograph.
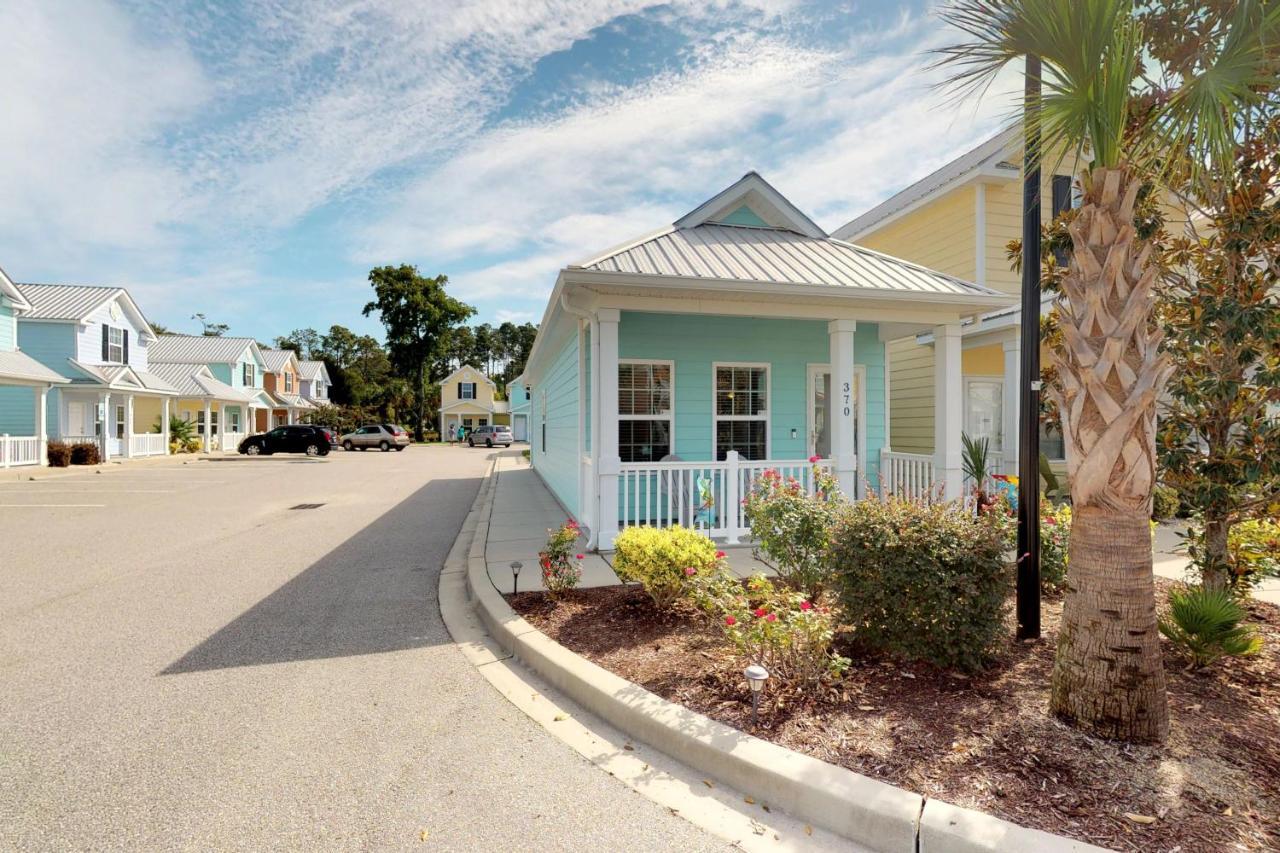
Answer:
[362,265,474,441]
[191,313,229,336]
[275,328,322,360]
[936,0,1279,742]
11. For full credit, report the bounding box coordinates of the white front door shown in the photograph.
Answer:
[807,364,863,496]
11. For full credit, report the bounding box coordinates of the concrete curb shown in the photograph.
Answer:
[458,456,1111,853]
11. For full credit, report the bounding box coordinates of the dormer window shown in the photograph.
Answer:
[242,362,254,385]
[106,324,124,361]
[285,372,294,393]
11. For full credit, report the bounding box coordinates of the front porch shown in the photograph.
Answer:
[56,387,174,461]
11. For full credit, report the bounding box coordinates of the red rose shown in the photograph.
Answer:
[808,455,820,463]
[800,601,812,611]
[684,566,697,576]
[716,550,727,559]
[754,608,767,618]
[576,554,585,560]
[724,615,737,627]
[765,613,777,623]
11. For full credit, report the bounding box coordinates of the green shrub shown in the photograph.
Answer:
[1226,518,1280,587]
[741,461,843,597]
[46,441,71,467]
[538,520,583,599]
[1159,585,1264,667]
[1040,501,1072,594]
[69,442,101,466]
[1152,484,1180,521]
[612,525,724,609]
[829,495,1011,672]
[706,574,848,687]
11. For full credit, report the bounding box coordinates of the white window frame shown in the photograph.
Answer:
[284,372,294,393]
[195,408,220,435]
[107,326,124,363]
[242,363,254,386]
[618,358,675,463]
[712,362,770,461]
[459,382,477,400]
[964,375,1004,453]
[115,404,126,439]
[228,409,241,433]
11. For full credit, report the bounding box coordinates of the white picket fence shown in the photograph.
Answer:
[618,452,835,543]
[881,449,935,500]
[129,433,167,457]
[0,435,41,468]
[221,431,245,453]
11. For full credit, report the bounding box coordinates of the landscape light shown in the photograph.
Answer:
[510,561,522,596]
[744,664,769,727]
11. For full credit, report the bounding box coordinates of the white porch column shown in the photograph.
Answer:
[162,397,171,455]
[934,323,964,501]
[36,385,49,466]
[99,392,111,462]
[828,320,858,498]
[287,408,296,425]
[1002,337,1020,474]
[122,394,135,458]
[596,308,621,550]
[202,399,212,453]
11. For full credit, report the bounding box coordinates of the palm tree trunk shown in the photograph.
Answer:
[1046,166,1172,742]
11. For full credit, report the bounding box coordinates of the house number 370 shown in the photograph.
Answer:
[842,381,851,417]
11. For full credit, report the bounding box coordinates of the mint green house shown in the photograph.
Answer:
[507,376,530,442]
[519,173,1013,550]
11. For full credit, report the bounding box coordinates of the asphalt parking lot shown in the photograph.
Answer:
[0,446,721,851]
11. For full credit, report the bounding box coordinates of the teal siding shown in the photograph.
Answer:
[0,385,36,434]
[617,312,886,489]
[209,363,233,384]
[531,332,580,518]
[16,321,76,371]
[583,326,592,452]
[0,302,15,351]
[716,205,770,227]
[230,354,260,388]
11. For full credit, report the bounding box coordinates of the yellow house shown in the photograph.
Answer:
[832,126,1084,485]
[438,364,510,438]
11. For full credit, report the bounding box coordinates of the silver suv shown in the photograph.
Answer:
[340,424,411,452]
[468,425,513,447]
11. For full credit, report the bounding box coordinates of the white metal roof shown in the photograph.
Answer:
[147,362,257,401]
[0,350,69,384]
[0,265,32,313]
[63,361,178,394]
[580,222,1000,298]
[150,335,258,365]
[297,360,329,382]
[260,349,298,372]
[13,283,157,339]
[832,127,1019,241]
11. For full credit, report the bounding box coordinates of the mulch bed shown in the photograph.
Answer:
[509,578,1280,852]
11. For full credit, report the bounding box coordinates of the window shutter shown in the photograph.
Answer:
[1052,175,1072,218]
[458,382,464,398]
[123,329,129,364]
[101,325,109,361]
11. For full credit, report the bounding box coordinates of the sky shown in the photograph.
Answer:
[1,0,1019,343]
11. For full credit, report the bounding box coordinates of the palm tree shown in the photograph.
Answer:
[934,0,1279,742]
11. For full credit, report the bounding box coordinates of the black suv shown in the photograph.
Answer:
[239,425,334,457]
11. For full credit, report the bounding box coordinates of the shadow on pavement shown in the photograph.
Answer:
[161,475,481,674]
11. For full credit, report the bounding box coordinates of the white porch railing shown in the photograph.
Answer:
[61,434,97,446]
[881,449,935,501]
[618,453,834,543]
[130,433,167,457]
[0,435,41,468]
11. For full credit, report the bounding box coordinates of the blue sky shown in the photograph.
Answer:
[1,0,1015,342]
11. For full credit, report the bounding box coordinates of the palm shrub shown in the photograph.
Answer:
[741,461,843,598]
[166,416,196,446]
[612,525,726,609]
[1158,585,1264,668]
[935,0,1280,741]
[829,494,1012,672]
[961,432,991,502]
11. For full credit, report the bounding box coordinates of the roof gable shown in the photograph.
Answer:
[0,265,32,313]
[151,334,257,365]
[440,364,496,387]
[15,283,158,340]
[675,172,826,238]
[260,348,300,373]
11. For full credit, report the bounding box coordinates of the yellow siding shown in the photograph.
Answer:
[133,397,164,431]
[961,344,1004,375]
[440,366,496,409]
[888,337,935,453]
[858,187,977,282]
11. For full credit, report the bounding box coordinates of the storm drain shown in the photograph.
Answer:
[289,503,326,510]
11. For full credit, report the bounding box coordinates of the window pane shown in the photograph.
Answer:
[716,420,767,461]
[965,381,1002,451]
[618,362,669,416]
[619,418,671,463]
[1040,421,1065,460]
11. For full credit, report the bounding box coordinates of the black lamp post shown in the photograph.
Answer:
[510,560,522,596]
[1016,54,1043,640]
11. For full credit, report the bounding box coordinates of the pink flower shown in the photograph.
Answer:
[724,615,737,627]
[808,455,820,463]
[799,601,813,611]
[754,608,767,618]
[576,554,585,560]
[685,566,697,576]
[715,550,727,559]
[765,613,777,623]
[1044,517,1056,526]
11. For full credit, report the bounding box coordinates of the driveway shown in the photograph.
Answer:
[0,447,719,850]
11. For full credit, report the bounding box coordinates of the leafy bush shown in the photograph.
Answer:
[69,442,101,466]
[1040,501,1072,594]
[741,460,842,596]
[829,495,1011,672]
[703,574,848,686]
[612,525,724,609]
[1227,518,1280,587]
[1159,585,1264,667]
[165,416,196,446]
[539,520,583,599]
[1152,484,1180,521]
[46,440,71,467]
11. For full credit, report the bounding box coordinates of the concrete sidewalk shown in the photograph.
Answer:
[484,452,774,593]
[1152,521,1280,605]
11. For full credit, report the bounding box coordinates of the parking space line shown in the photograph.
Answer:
[0,489,176,494]
[0,504,106,508]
